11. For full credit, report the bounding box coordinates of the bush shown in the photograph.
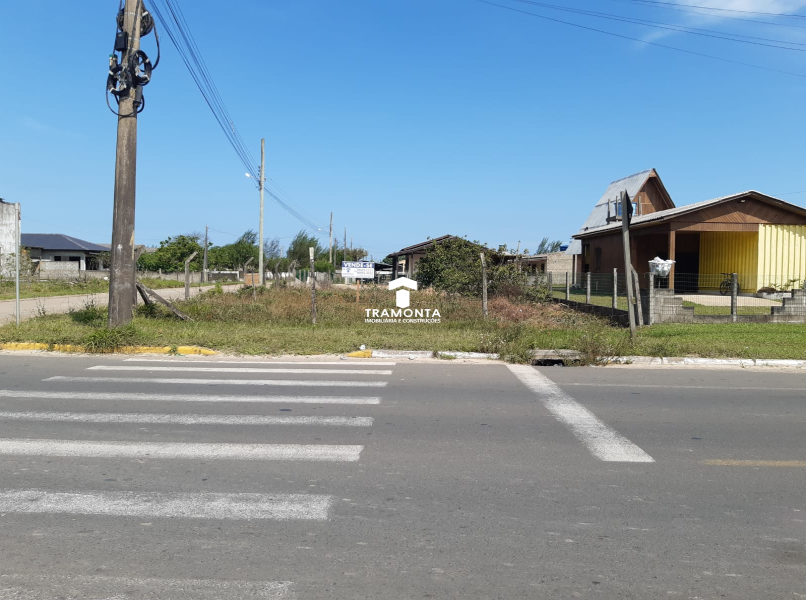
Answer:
[83,324,142,353]
[68,299,106,326]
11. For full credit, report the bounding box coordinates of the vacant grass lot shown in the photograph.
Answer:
[0,277,217,301]
[0,286,805,360]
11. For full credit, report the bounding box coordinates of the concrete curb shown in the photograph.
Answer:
[345,349,806,368]
[0,343,217,356]
[345,349,500,360]
[609,356,806,368]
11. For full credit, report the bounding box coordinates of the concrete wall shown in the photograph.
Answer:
[546,253,574,277]
[0,202,18,277]
[39,261,80,279]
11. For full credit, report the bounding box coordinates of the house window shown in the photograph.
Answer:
[615,201,638,218]
[68,256,80,262]
[54,256,62,262]
[594,247,602,272]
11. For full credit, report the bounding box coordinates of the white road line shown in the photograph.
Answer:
[0,490,331,520]
[44,376,388,388]
[88,365,393,375]
[0,389,381,404]
[507,365,654,463]
[0,439,363,461]
[125,358,396,366]
[0,575,295,600]
[0,411,374,427]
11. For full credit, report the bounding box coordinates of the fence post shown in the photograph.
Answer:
[586,272,591,304]
[612,268,617,310]
[184,251,198,301]
[648,272,655,326]
[310,247,317,325]
[632,269,644,326]
[480,253,488,319]
[547,272,553,298]
[731,272,738,321]
[565,271,570,301]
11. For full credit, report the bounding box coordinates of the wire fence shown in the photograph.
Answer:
[653,272,806,318]
[536,271,631,312]
[534,270,806,321]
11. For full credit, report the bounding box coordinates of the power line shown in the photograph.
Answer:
[149,0,328,234]
[508,0,806,51]
[603,0,806,30]
[475,0,806,79]
[615,0,806,19]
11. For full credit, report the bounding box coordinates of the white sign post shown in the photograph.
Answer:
[343,261,374,303]
[341,261,375,280]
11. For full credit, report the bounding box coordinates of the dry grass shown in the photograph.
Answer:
[2,286,806,361]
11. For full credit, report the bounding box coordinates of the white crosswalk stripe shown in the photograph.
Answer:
[0,389,381,404]
[87,365,393,375]
[0,490,332,520]
[44,376,388,387]
[0,439,364,461]
[124,358,396,365]
[0,411,374,426]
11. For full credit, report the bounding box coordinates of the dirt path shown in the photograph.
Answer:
[0,285,240,325]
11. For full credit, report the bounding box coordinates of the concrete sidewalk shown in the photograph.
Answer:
[0,285,233,325]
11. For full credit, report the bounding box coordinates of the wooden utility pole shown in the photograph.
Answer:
[108,0,143,327]
[14,202,21,326]
[620,190,637,339]
[329,212,333,264]
[480,252,488,319]
[258,138,265,286]
[344,228,347,263]
[309,247,317,324]
[202,225,208,283]
[184,251,198,301]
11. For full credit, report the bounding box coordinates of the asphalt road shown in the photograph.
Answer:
[0,354,804,599]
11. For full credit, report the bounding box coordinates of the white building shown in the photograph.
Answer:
[22,234,108,277]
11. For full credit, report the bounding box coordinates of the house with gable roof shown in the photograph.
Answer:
[568,170,806,293]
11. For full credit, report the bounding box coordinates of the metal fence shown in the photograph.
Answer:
[537,270,806,323]
[652,272,806,319]
[538,271,631,313]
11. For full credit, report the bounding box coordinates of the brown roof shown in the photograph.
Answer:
[574,191,806,239]
[387,235,457,257]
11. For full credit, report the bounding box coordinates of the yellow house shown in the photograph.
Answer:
[574,190,806,293]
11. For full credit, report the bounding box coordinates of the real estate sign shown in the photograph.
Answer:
[342,261,375,279]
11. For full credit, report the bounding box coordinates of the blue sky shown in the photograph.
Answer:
[1,0,805,258]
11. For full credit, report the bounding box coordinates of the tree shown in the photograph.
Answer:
[415,237,525,297]
[137,235,203,272]
[207,230,259,270]
[535,237,564,254]
[264,237,282,260]
[286,230,327,264]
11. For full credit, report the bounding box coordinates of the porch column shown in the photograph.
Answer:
[668,230,676,289]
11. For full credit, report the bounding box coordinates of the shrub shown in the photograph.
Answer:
[83,324,142,353]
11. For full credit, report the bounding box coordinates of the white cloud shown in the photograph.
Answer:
[19,116,50,132]
[636,0,806,46]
